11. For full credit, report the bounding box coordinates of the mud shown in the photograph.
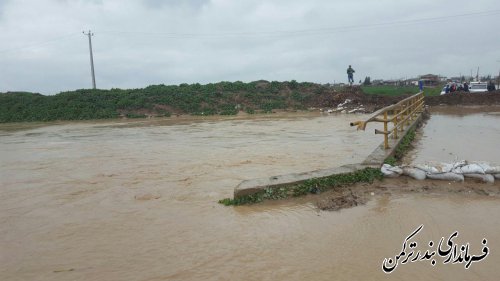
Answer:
[309,87,500,113]
[425,90,500,106]
[315,178,500,211]
[307,86,406,112]
[316,186,368,211]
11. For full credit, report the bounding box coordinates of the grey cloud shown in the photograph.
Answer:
[1,0,500,94]
[142,0,210,10]
[0,0,10,19]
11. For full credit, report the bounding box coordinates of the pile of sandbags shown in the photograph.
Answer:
[381,161,500,183]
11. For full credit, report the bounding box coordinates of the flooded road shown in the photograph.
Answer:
[1,111,500,280]
[406,106,500,165]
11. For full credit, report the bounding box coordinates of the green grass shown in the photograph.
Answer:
[1,82,443,123]
[361,85,444,97]
[422,85,444,96]
[383,156,397,166]
[0,81,314,123]
[394,128,416,160]
[383,128,416,166]
[361,85,419,96]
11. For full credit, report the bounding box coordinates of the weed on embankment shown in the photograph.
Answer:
[383,128,416,166]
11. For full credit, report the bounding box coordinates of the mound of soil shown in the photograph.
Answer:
[308,87,500,113]
[306,86,406,113]
[316,188,368,211]
[425,90,500,106]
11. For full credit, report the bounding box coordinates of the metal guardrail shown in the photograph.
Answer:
[350,92,425,149]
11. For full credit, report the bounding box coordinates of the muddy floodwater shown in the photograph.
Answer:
[1,111,500,281]
[406,106,500,165]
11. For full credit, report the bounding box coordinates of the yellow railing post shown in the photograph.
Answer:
[399,106,405,133]
[393,109,398,139]
[400,104,405,131]
[406,101,411,126]
[383,111,389,149]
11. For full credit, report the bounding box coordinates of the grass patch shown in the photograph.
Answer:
[422,85,445,96]
[361,85,419,96]
[219,167,383,206]
[394,128,415,160]
[361,85,444,97]
[383,156,397,166]
[245,108,255,114]
[383,128,416,165]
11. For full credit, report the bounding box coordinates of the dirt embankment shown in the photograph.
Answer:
[425,90,500,106]
[316,177,500,211]
[311,87,500,113]
[305,86,405,112]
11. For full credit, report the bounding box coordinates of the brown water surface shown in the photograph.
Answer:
[405,106,500,165]
[1,112,499,280]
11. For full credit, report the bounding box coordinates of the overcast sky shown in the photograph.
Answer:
[1,0,499,94]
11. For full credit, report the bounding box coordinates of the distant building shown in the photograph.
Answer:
[449,77,464,83]
[419,74,440,87]
[370,79,410,86]
[409,80,420,86]
[383,79,400,86]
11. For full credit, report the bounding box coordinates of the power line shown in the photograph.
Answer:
[100,9,500,39]
[1,8,499,54]
[0,32,80,54]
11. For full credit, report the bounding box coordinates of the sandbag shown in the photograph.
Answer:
[495,174,500,180]
[381,164,403,178]
[435,163,454,173]
[414,164,440,174]
[464,174,495,184]
[452,163,485,174]
[473,162,500,174]
[427,172,464,182]
[402,167,426,180]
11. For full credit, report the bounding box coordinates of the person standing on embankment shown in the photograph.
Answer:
[347,65,355,86]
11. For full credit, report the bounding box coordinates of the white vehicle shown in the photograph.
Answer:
[440,86,447,95]
[468,82,488,93]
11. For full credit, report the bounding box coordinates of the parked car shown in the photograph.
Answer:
[468,82,488,93]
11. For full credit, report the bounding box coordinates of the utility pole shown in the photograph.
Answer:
[497,60,500,89]
[83,30,96,89]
